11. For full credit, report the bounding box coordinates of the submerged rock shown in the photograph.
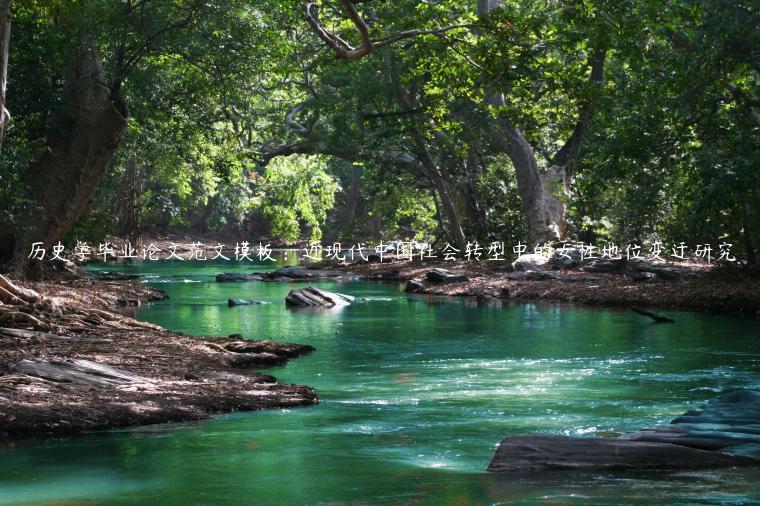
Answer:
[263,267,343,281]
[227,298,270,307]
[216,273,263,282]
[285,286,355,308]
[425,268,469,284]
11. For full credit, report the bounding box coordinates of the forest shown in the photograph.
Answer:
[0,0,757,277]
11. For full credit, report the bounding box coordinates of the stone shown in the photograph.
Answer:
[425,268,469,284]
[285,286,355,308]
[526,270,558,281]
[583,258,627,273]
[227,298,270,307]
[404,279,425,293]
[216,273,263,282]
[549,247,585,269]
[489,389,760,473]
[511,254,550,271]
[631,271,657,282]
[487,435,758,472]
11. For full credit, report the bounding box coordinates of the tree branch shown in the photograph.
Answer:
[550,46,607,171]
[305,1,469,61]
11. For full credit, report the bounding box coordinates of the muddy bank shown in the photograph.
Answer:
[0,276,317,437]
[321,258,760,318]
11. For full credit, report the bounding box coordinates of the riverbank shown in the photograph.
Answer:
[322,258,760,318]
[0,275,317,437]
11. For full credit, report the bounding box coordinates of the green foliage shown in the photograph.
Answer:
[254,156,339,243]
[1,0,757,262]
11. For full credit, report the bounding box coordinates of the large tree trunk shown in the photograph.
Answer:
[478,0,566,246]
[324,166,362,243]
[7,47,128,278]
[488,109,567,245]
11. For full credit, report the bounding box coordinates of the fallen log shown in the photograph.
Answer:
[631,307,675,323]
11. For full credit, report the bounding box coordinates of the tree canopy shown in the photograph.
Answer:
[0,0,757,274]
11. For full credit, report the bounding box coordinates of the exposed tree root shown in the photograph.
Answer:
[0,274,158,334]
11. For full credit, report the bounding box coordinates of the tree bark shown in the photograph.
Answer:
[0,0,11,151]
[7,47,128,278]
[478,0,566,246]
[324,165,362,243]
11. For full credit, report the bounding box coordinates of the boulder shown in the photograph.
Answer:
[628,260,682,280]
[628,390,760,456]
[216,273,263,282]
[503,271,527,281]
[285,286,355,308]
[425,268,469,284]
[549,247,585,269]
[487,435,758,472]
[511,254,550,271]
[404,279,425,293]
[227,298,270,307]
[488,389,760,473]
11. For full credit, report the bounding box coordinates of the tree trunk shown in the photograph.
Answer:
[0,0,11,151]
[324,165,362,243]
[7,47,128,278]
[478,0,566,246]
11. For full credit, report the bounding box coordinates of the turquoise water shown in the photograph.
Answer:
[1,256,759,505]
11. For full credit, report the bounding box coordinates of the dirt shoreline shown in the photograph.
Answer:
[323,259,760,318]
[0,277,318,437]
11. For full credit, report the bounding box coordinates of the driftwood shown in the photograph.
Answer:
[0,274,160,333]
[631,307,675,323]
[13,358,152,387]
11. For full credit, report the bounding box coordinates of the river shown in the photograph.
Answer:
[1,257,759,504]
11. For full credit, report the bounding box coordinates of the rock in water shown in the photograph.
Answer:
[285,286,355,308]
[425,268,468,284]
[487,435,758,472]
[404,279,425,293]
[488,390,760,473]
[216,273,263,282]
[511,254,550,271]
[265,267,342,280]
[628,389,760,456]
[228,298,270,307]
